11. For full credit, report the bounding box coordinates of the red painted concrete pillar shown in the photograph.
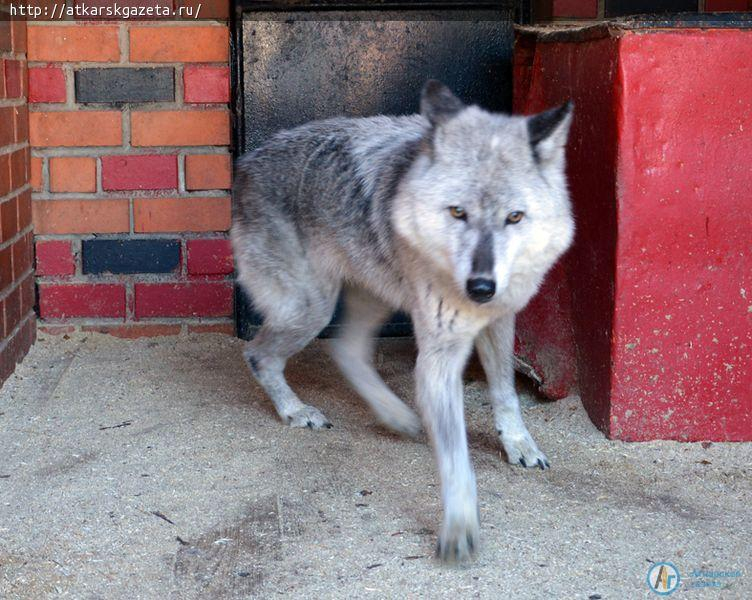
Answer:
[514,25,752,441]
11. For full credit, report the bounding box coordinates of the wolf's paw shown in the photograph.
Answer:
[377,402,422,438]
[436,502,480,564]
[498,428,550,470]
[285,406,333,430]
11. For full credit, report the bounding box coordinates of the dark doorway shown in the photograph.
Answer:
[234,0,517,340]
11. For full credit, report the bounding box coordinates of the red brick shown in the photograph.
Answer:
[185,154,231,190]
[0,246,12,289]
[135,282,233,318]
[11,20,27,54]
[19,273,35,315]
[82,324,182,338]
[1,196,18,242]
[3,60,24,99]
[133,197,231,233]
[188,322,234,335]
[551,0,597,18]
[187,238,233,275]
[36,240,76,276]
[33,199,130,234]
[17,190,32,231]
[0,153,10,197]
[30,111,122,147]
[12,233,33,279]
[3,286,21,337]
[130,26,229,63]
[9,148,28,191]
[30,157,43,192]
[29,66,66,103]
[14,105,29,144]
[0,22,10,54]
[0,108,14,146]
[39,283,126,319]
[184,66,230,104]
[49,157,97,193]
[1,316,36,385]
[131,110,229,147]
[28,25,120,62]
[101,154,178,191]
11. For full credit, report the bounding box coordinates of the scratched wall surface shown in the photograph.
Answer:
[612,31,752,441]
[515,26,752,441]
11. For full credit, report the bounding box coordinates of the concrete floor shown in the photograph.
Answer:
[0,333,749,599]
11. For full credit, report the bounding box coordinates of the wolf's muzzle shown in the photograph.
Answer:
[465,278,496,303]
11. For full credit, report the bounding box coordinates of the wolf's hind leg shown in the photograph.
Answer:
[331,288,421,437]
[244,287,339,430]
[476,316,550,469]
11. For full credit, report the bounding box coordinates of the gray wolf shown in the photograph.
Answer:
[231,80,574,563]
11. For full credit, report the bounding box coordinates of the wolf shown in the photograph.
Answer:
[231,80,574,563]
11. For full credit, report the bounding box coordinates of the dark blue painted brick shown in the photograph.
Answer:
[82,239,180,275]
[75,68,174,103]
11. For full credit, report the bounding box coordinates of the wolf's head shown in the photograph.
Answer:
[393,80,575,311]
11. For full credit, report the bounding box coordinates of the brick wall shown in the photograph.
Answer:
[28,16,234,338]
[1,15,35,385]
[535,0,752,20]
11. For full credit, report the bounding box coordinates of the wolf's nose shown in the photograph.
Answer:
[466,278,496,303]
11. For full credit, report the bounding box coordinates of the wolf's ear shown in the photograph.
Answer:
[527,101,573,164]
[421,80,464,127]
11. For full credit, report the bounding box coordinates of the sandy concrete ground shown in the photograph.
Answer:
[0,332,749,600]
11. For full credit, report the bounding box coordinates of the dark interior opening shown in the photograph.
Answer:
[232,0,517,340]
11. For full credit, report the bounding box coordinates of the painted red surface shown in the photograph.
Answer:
[612,32,752,441]
[35,240,75,276]
[183,65,231,104]
[186,238,234,276]
[39,283,126,319]
[705,0,748,10]
[28,66,66,103]
[515,262,578,399]
[101,154,178,191]
[552,0,597,18]
[3,60,24,98]
[514,35,620,407]
[515,28,752,441]
[134,282,233,318]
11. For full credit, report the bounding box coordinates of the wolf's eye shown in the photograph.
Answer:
[449,206,467,221]
[506,211,525,225]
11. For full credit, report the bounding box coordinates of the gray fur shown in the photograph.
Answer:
[471,230,495,275]
[231,80,574,563]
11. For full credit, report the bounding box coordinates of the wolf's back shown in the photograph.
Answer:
[232,114,428,255]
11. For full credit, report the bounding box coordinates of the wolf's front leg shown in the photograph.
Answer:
[414,324,478,563]
[476,316,549,470]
